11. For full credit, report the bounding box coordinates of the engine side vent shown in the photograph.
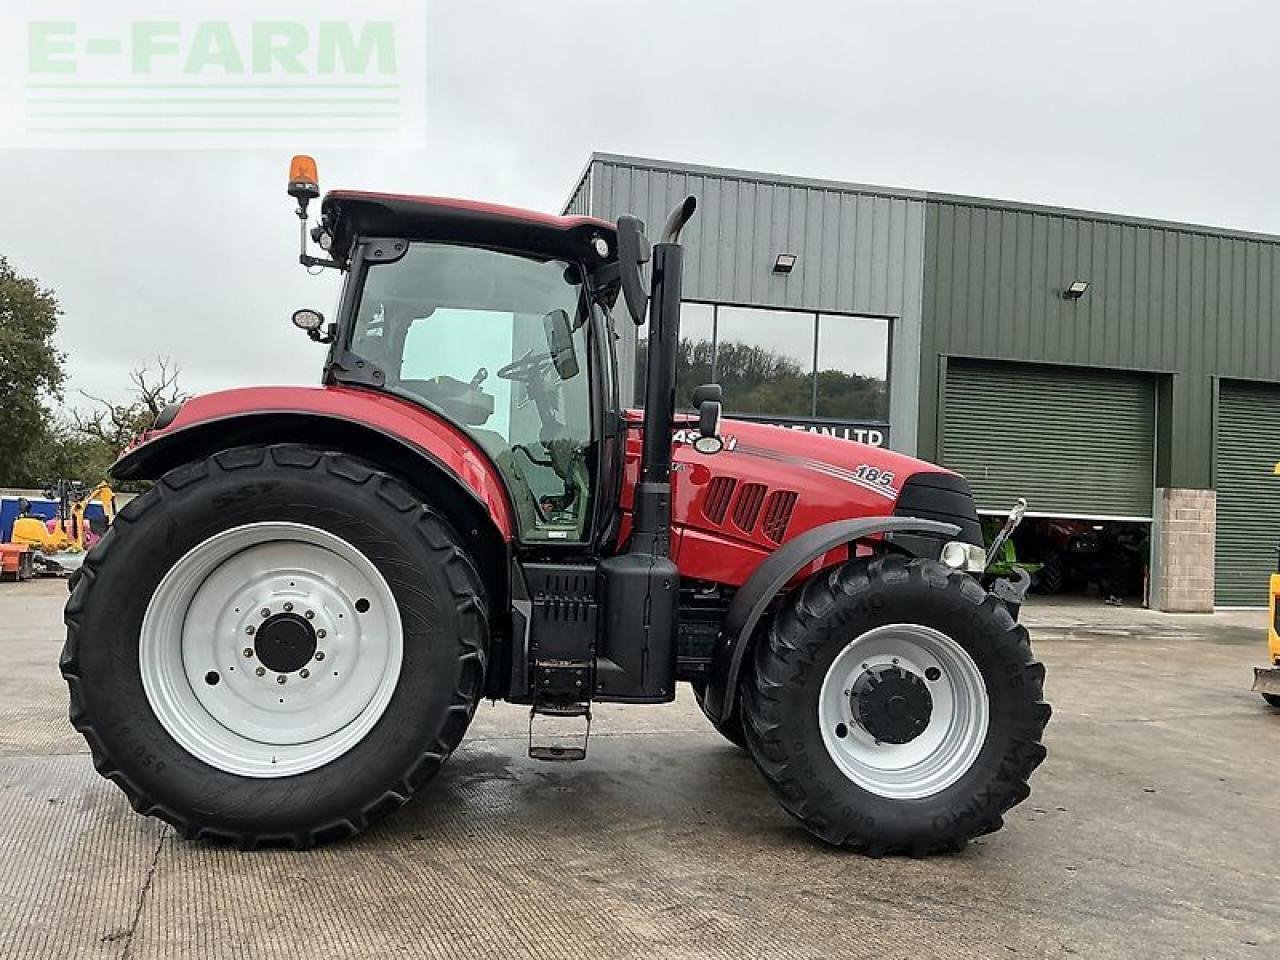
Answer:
[732,482,768,533]
[702,476,737,525]
[762,490,799,543]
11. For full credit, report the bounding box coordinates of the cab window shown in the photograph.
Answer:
[352,242,593,543]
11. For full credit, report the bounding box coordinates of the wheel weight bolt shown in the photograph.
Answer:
[284,602,294,612]
[260,608,271,618]
[314,651,325,661]
[276,675,287,685]
[304,610,314,620]
[925,667,942,682]
[255,667,265,677]
[242,647,253,658]
[316,630,326,640]
[244,625,255,636]
[300,669,310,679]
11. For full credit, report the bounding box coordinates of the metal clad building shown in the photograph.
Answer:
[564,154,1280,609]
[570,155,925,451]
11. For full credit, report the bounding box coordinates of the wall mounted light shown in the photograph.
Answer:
[1063,280,1090,300]
[773,253,797,275]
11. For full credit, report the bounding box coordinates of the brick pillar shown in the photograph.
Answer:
[1151,488,1216,612]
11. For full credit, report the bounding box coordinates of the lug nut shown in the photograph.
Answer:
[314,651,325,661]
[255,667,265,677]
[276,675,287,685]
[260,608,271,618]
[244,625,255,636]
[284,602,294,612]
[304,610,314,620]
[242,647,254,658]
[299,669,310,679]
[316,630,326,640]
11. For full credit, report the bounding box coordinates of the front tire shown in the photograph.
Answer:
[742,554,1050,856]
[1263,693,1280,709]
[61,445,489,848]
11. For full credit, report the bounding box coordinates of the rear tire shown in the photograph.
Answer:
[61,445,489,848]
[1037,551,1064,595]
[742,554,1050,856]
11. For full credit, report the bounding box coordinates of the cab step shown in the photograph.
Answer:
[528,702,591,762]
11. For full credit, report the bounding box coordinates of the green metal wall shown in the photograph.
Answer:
[919,199,1280,490]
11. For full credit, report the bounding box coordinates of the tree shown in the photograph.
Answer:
[0,258,64,486]
[638,334,890,420]
[72,358,186,454]
[21,359,188,489]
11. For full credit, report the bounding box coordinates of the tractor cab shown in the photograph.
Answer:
[320,199,612,544]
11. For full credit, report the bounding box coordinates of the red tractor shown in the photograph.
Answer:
[61,157,1049,855]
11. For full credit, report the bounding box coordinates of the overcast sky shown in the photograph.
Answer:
[2,0,1278,407]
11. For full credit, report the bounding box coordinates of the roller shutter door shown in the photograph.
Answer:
[1214,382,1280,606]
[942,361,1155,518]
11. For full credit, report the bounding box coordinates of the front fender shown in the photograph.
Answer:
[703,515,960,723]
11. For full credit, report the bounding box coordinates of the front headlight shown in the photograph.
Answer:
[941,540,987,573]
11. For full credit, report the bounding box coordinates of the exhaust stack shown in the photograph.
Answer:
[597,197,696,703]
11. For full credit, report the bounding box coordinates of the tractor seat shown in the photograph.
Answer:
[399,377,494,427]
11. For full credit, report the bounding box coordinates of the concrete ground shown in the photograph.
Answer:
[2,578,1279,960]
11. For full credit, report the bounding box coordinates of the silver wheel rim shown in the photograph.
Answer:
[818,623,989,800]
[140,521,403,778]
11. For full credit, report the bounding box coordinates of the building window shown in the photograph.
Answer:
[637,303,891,423]
[815,313,891,420]
[675,302,715,408]
[713,307,816,416]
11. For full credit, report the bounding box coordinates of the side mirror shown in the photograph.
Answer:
[543,309,580,380]
[690,383,722,408]
[692,384,724,455]
[615,215,650,326]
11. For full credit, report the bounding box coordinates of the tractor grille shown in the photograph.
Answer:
[762,490,799,544]
[702,476,737,525]
[731,483,768,533]
[701,477,799,541]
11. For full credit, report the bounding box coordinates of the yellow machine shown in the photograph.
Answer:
[10,482,116,555]
[1255,463,1280,708]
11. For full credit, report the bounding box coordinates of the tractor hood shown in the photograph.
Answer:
[622,411,982,585]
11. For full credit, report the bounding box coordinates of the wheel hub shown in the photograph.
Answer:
[852,665,933,744]
[139,522,404,778]
[818,624,990,800]
[254,612,317,674]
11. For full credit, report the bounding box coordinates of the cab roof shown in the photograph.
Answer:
[320,190,617,267]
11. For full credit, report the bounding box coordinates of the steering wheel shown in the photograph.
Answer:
[496,349,553,382]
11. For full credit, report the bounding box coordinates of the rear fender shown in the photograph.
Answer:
[703,516,960,723]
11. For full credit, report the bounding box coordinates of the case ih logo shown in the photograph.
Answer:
[1,1,425,149]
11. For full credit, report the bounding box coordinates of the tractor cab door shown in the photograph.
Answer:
[351,241,597,544]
